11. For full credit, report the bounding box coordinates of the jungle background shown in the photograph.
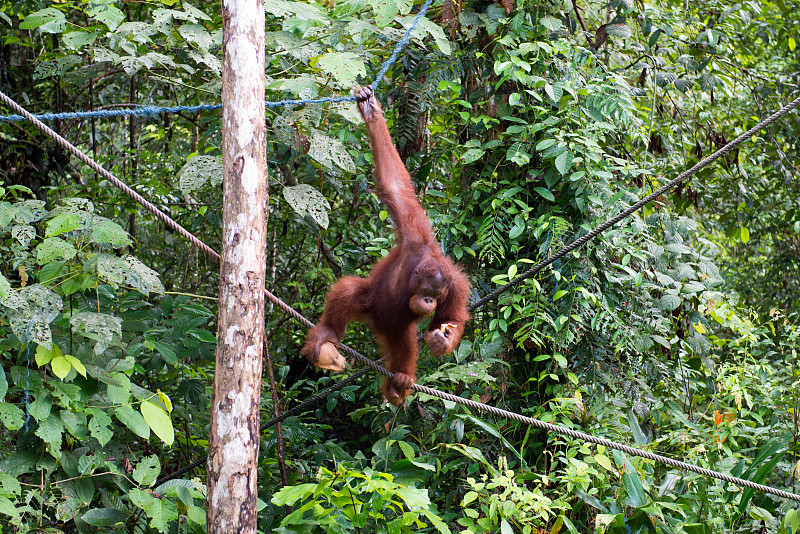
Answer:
[0,0,799,531]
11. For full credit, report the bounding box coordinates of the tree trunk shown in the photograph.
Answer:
[206,0,266,530]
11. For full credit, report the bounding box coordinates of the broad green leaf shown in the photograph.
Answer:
[36,237,77,263]
[533,186,555,201]
[0,368,7,401]
[659,294,681,311]
[91,220,132,247]
[178,155,222,194]
[89,4,124,30]
[62,30,96,49]
[506,142,530,165]
[308,130,355,173]
[283,184,331,230]
[264,0,327,21]
[317,52,366,86]
[129,488,179,532]
[64,355,87,378]
[0,272,10,300]
[11,224,34,247]
[621,458,646,508]
[740,226,750,244]
[179,23,212,51]
[46,212,83,237]
[88,408,114,447]
[35,413,64,454]
[368,0,412,26]
[405,16,451,55]
[545,83,563,104]
[29,391,52,422]
[20,8,66,32]
[605,23,632,38]
[188,506,206,524]
[0,496,17,517]
[71,312,123,355]
[271,484,317,506]
[539,16,561,31]
[94,254,165,296]
[133,455,161,486]
[394,486,430,508]
[555,150,573,175]
[50,356,71,380]
[0,403,23,430]
[36,344,57,366]
[152,341,178,364]
[60,409,87,439]
[141,401,175,445]
[461,148,486,164]
[82,508,127,527]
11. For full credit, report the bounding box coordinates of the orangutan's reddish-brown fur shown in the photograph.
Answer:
[301,86,470,406]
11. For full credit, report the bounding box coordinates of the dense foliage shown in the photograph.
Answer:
[0,0,799,532]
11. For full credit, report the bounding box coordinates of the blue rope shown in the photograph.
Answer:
[0,0,434,123]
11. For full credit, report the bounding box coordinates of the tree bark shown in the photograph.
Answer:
[206,0,266,530]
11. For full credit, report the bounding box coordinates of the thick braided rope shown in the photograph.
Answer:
[469,94,800,312]
[317,348,800,502]
[4,89,800,502]
[0,0,433,123]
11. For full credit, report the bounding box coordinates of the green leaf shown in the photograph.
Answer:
[88,408,114,447]
[739,226,750,244]
[506,142,530,165]
[271,483,316,506]
[0,368,7,401]
[46,212,83,237]
[116,405,150,439]
[0,496,17,517]
[605,23,632,38]
[317,52,366,86]
[368,0,412,26]
[81,508,127,527]
[658,294,681,311]
[406,16,451,55]
[35,413,64,454]
[152,341,178,364]
[554,150,573,175]
[20,8,66,32]
[88,4,124,30]
[539,16,561,31]
[129,488,179,532]
[0,272,10,300]
[133,455,161,486]
[307,130,356,173]
[141,401,175,445]
[91,220,132,247]
[64,355,86,378]
[283,185,331,230]
[461,148,486,164]
[545,83,563,104]
[51,356,72,380]
[621,458,647,508]
[394,486,430,508]
[29,391,52,422]
[36,237,77,263]
[533,186,555,201]
[0,403,24,430]
[178,155,223,194]
[62,31,96,49]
